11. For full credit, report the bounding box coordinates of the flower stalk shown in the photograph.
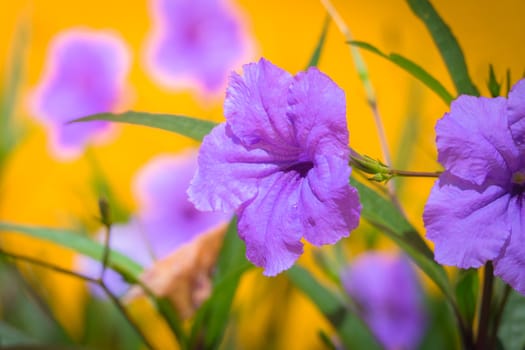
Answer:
[476,262,495,350]
[350,150,441,182]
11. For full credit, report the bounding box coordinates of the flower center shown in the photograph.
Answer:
[284,161,314,178]
[510,170,525,196]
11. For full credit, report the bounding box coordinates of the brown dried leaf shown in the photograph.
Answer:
[127,223,228,319]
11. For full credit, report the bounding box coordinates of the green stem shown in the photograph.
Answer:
[489,284,511,349]
[98,198,112,281]
[0,249,98,282]
[390,169,442,178]
[97,282,156,350]
[476,262,494,350]
[321,0,406,216]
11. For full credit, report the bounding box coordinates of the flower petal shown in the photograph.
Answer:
[436,95,518,185]
[300,156,360,245]
[342,253,426,350]
[493,196,525,295]
[188,123,280,212]
[224,58,297,150]
[507,78,525,147]
[423,173,511,268]
[145,0,250,93]
[287,67,349,159]
[237,171,304,276]
[31,29,130,157]
[135,152,230,258]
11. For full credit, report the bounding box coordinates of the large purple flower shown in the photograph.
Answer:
[424,79,525,295]
[31,29,130,159]
[341,252,427,350]
[188,58,361,276]
[144,0,253,94]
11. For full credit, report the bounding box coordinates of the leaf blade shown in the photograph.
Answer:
[306,15,330,68]
[190,218,252,349]
[0,16,29,168]
[0,222,143,280]
[70,111,217,142]
[287,265,382,349]
[349,40,453,104]
[406,0,479,96]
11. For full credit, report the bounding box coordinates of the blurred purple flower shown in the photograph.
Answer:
[342,252,427,350]
[79,151,230,296]
[424,79,525,295]
[134,151,231,258]
[31,29,130,159]
[144,0,253,94]
[188,58,361,276]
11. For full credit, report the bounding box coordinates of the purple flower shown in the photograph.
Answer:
[342,252,427,350]
[144,0,253,94]
[31,29,130,159]
[424,79,525,295]
[188,58,361,276]
[134,151,231,258]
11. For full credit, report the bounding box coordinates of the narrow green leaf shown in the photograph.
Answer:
[287,265,381,349]
[506,69,512,96]
[0,222,143,281]
[455,269,479,328]
[306,15,330,68]
[0,322,37,346]
[487,64,501,97]
[406,0,479,96]
[418,296,460,350]
[70,111,217,142]
[0,16,29,168]
[190,218,251,349]
[0,223,188,348]
[349,40,453,104]
[498,291,525,350]
[350,178,453,301]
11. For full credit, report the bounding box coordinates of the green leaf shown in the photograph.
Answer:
[349,40,453,105]
[0,222,189,349]
[506,69,512,96]
[70,111,217,142]
[487,64,502,97]
[418,296,460,350]
[0,322,37,346]
[498,291,525,350]
[455,269,479,328]
[306,15,330,68]
[287,265,381,349]
[350,178,453,301]
[0,16,29,168]
[406,0,479,96]
[190,218,252,349]
[0,222,143,281]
